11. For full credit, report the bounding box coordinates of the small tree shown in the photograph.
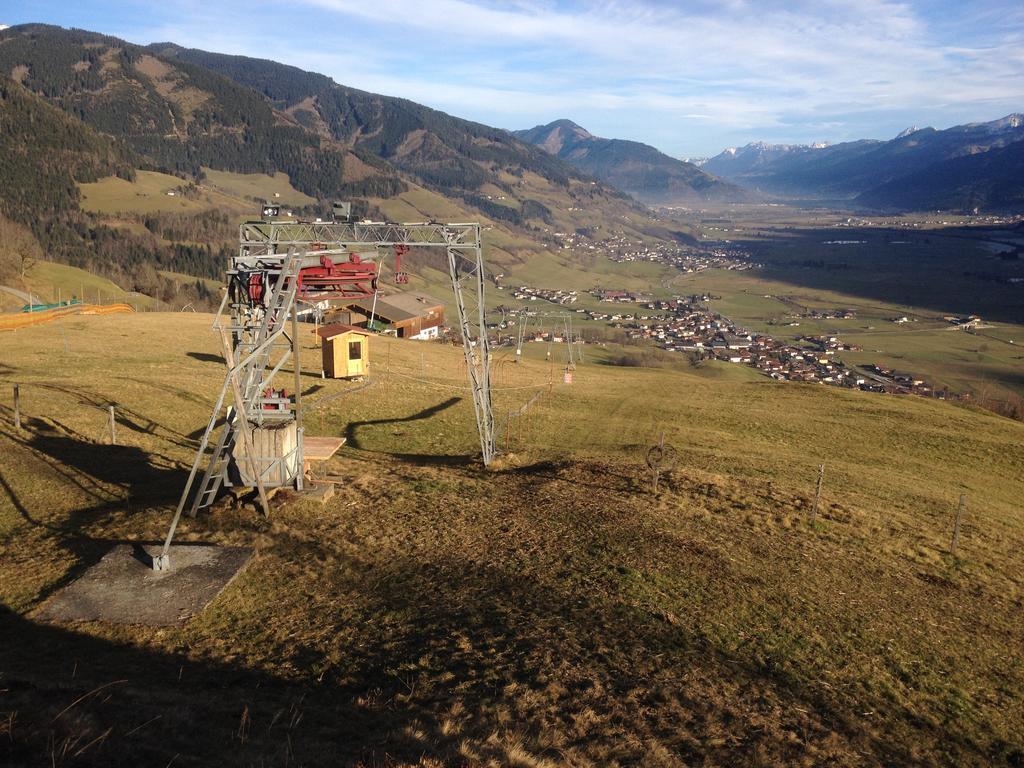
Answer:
[0,215,42,284]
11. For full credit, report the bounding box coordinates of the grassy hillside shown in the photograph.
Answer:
[1,313,1022,765]
[79,171,234,215]
[158,270,222,294]
[0,260,157,311]
[200,167,316,207]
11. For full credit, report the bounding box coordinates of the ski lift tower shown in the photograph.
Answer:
[153,205,494,571]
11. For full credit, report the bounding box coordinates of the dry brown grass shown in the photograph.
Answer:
[0,313,1022,766]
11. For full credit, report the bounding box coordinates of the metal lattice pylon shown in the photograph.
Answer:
[153,252,304,571]
[155,220,496,571]
[446,227,495,465]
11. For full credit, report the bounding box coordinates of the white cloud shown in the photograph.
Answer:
[288,1,1023,130]
[103,0,1024,153]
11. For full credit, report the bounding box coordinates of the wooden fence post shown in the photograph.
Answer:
[13,384,21,430]
[652,431,666,493]
[951,494,966,556]
[108,405,117,445]
[810,463,825,523]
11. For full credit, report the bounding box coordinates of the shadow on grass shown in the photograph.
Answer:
[4,381,197,450]
[186,351,224,365]
[1,452,992,765]
[0,518,948,767]
[0,465,157,604]
[0,413,190,604]
[344,396,475,466]
[499,458,638,493]
[5,540,614,765]
[21,418,188,508]
[0,604,424,766]
[187,417,223,441]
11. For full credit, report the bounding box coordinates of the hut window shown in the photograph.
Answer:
[348,341,361,360]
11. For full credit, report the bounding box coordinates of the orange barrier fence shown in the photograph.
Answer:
[81,303,135,316]
[0,303,135,331]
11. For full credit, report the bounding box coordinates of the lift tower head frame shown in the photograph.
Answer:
[154,216,494,571]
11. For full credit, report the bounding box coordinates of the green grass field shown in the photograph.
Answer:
[79,171,215,215]
[1,313,1022,765]
[376,186,478,224]
[200,167,316,207]
[670,268,1024,400]
[158,270,223,294]
[508,250,675,294]
[0,260,158,312]
[78,169,290,218]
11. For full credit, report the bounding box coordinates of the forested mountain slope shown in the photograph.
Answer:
[0,75,215,293]
[0,24,677,296]
[150,44,598,196]
[0,25,401,201]
[858,137,1024,212]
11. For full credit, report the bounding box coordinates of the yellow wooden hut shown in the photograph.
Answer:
[317,324,370,379]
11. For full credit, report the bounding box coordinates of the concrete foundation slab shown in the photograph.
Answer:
[303,482,336,504]
[34,544,252,626]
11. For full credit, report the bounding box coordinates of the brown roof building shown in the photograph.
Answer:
[346,291,445,339]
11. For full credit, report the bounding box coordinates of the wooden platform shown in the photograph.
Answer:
[303,436,345,475]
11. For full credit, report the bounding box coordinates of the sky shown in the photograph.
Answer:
[3,0,1023,157]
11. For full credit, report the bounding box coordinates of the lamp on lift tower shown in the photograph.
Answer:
[261,202,280,220]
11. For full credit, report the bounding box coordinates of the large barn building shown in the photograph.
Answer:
[344,291,445,339]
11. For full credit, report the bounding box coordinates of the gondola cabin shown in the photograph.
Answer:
[317,324,370,379]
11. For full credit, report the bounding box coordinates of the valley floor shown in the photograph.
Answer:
[1,313,1023,766]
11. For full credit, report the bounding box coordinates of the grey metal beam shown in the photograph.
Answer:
[240,221,481,253]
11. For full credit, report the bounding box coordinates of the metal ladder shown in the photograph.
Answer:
[153,253,303,571]
[187,414,235,517]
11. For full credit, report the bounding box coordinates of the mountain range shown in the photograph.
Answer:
[513,119,743,205]
[0,23,683,291]
[703,116,1024,211]
[1,19,1022,295]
